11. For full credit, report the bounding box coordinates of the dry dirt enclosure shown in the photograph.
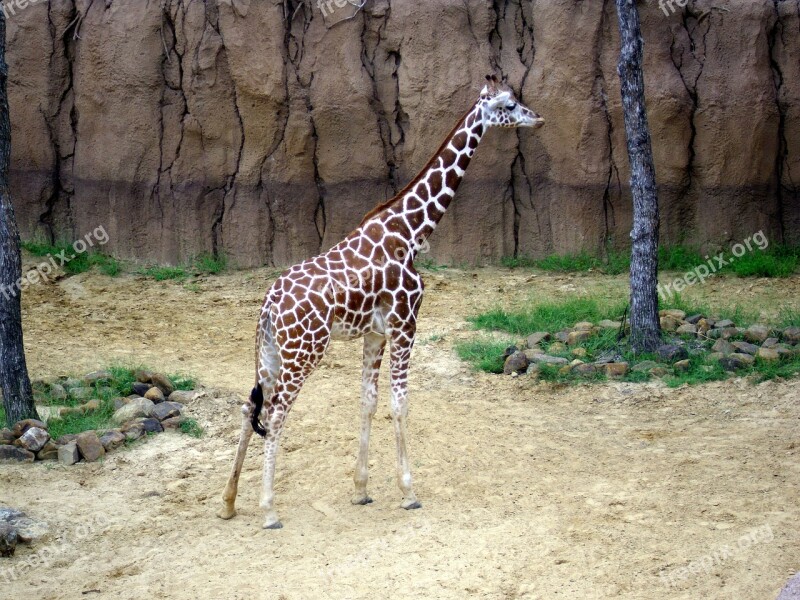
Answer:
[2,266,799,599]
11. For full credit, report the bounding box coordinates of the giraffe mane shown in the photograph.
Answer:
[357,104,477,228]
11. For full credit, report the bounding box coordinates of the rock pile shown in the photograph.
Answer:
[501,310,799,380]
[0,507,50,558]
[0,371,199,466]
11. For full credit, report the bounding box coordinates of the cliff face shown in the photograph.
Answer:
[7,0,799,267]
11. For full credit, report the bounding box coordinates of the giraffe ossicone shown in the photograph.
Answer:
[217,74,544,529]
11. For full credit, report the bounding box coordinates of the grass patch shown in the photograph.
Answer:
[503,244,800,278]
[21,240,122,276]
[455,339,512,374]
[468,297,627,336]
[137,253,228,281]
[194,252,227,275]
[179,418,204,438]
[137,265,189,281]
[416,257,447,272]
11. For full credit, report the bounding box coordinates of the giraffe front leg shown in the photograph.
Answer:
[217,407,255,520]
[352,333,385,506]
[389,333,421,510]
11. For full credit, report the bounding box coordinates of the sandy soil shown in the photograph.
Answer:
[2,262,799,599]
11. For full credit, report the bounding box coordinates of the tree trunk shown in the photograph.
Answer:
[0,11,38,427]
[615,0,661,353]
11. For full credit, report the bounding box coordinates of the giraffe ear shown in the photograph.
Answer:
[483,74,498,97]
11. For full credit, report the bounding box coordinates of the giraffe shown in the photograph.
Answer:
[217,75,544,529]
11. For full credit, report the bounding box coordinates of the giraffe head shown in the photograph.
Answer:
[479,74,544,129]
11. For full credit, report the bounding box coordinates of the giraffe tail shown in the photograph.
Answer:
[250,384,267,437]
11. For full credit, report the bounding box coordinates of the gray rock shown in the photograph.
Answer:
[135,369,153,383]
[530,354,569,366]
[0,445,35,463]
[685,314,704,324]
[732,341,759,355]
[11,419,47,438]
[0,429,14,445]
[152,402,183,421]
[68,387,93,401]
[83,370,113,386]
[131,382,151,397]
[554,330,570,343]
[0,522,17,557]
[756,347,781,362]
[776,571,800,600]
[0,509,49,544]
[54,434,79,446]
[144,387,166,403]
[36,441,59,461]
[719,353,755,371]
[674,359,691,373]
[58,442,80,465]
[112,397,155,424]
[76,431,105,462]
[49,383,68,401]
[150,373,175,396]
[762,337,780,348]
[18,427,49,453]
[712,339,735,355]
[601,362,629,378]
[99,430,127,452]
[167,390,197,404]
[161,416,188,429]
[503,351,529,375]
[659,316,681,332]
[744,324,770,344]
[783,327,800,344]
[598,319,622,329]
[676,323,697,336]
[140,418,164,434]
[714,319,735,329]
[121,421,145,441]
[571,363,597,376]
[526,332,551,347]
[632,360,660,373]
[567,330,592,345]
[656,344,689,362]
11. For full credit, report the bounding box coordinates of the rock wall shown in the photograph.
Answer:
[6,0,800,267]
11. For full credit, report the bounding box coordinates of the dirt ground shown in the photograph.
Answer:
[2,262,799,599]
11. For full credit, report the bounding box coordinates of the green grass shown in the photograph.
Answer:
[503,244,800,278]
[21,240,122,276]
[136,265,189,281]
[194,252,227,275]
[455,339,512,374]
[179,418,204,438]
[468,297,627,336]
[416,257,447,272]
[137,253,228,281]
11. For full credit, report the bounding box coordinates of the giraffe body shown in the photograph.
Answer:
[218,76,543,528]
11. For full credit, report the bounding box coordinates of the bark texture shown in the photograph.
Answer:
[0,11,38,427]
[616,0,661,353]
[5,1,800,267]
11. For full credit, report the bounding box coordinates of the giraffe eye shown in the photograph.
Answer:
[506,103,517,110]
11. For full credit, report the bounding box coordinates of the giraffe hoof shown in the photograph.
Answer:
[402,500,422,510]
[263,520,284,530]
[351,496,373,506]
[216,506,237,520]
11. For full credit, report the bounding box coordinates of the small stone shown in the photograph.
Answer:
[18,427,49,453]
[707,352,724,362]
[656,344,689,362]
[602,362,629,378]
[58,441,80,465]
[685,314,704,325]
[783,327,800,344]
[650,367,670,377]
[571,363,597,376]
[152,402,183,422]
[548,341,568,354]
[714,319,735,329]
[598,319,622,329]
[523,348,543,361]
[571,347,588,358]
[756,347,780,362]
[659,309,686,320]
[774,344,794,357]
[732,341,759,355]
[503,345,518,358]
[113,397,130,410]
[531,355,569,366]
[712,339,735,355]
[69,387,93,401]
[135,370,153,383]
[573,321,594,331]
[121,421,145,441]
[49,383,68,401]
[140,418,164,434]
[76,431,105,462]
[676,324,697,336]
[632,360,659,373]
[112,397,155,424]
[11,419,47,438]
[36,441,59,461]
[716,327,740,340]
[99,430,127,451]
[0,522,17,557]
[0,445,35,463]
[131,382,151,397]
[554,331,570,343]
[719,353,755,371]
[150,373,175,396]
[762,337,780,348]
[54,434,78,446]
[0,429,14,445]
[659,316,681,332]
[567,330,591,345]
[144,387,166,403]
[526,332,550,348]
[744,324,771,344]
[696,319,711,334]
[161,416,189,429]
[674,359,691,373]
[83,370,112,386]
[503,351,529,375]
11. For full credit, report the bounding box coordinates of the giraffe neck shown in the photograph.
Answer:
[365,102,485,256]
